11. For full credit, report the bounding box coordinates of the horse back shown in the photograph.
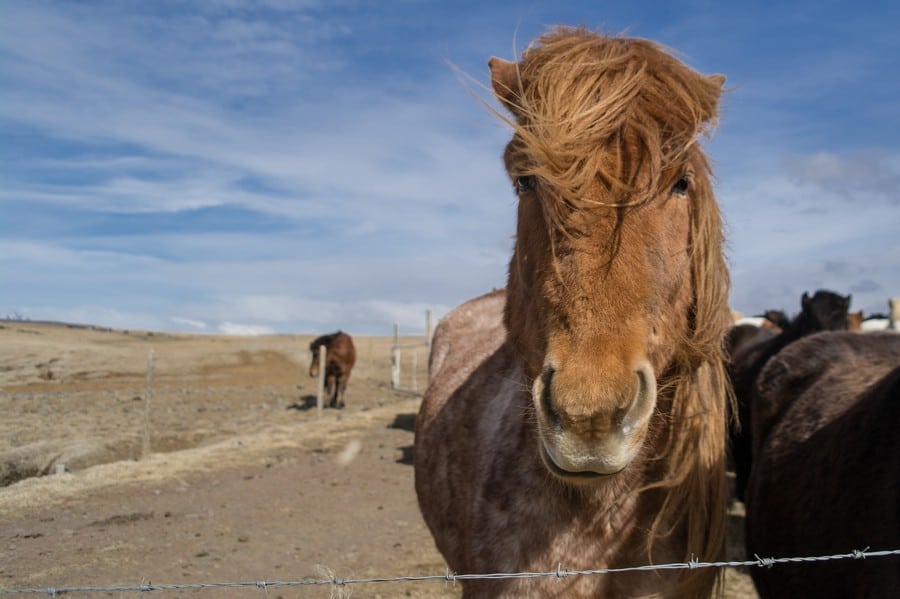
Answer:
[751,332,900,457]
[426,289,507,382]
[747,332,900,598]
[326,332,356,375]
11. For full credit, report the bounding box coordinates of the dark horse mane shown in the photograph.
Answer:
[309,330,344,351]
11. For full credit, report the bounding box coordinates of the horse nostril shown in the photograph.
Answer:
[621,362,657,430]
[540,367,562,429]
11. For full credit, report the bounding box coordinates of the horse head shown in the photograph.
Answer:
[491,29,730,482]
[797,289,851,334]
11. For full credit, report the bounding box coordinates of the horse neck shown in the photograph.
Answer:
[780,313,815,343]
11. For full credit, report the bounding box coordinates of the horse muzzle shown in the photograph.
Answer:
[533,361,657,480]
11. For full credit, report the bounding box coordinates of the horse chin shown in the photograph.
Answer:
[539,440,628,483]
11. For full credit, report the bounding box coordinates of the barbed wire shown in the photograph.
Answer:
[1,547,898,596]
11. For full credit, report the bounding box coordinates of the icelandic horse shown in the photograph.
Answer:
[308,331,356,409]
[746,331,900,597]
[415,27,731,598]
[728,289,851,502]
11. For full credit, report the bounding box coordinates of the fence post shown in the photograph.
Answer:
[890,296,899,331]
[425,309,433,382]
[391,323,401,390]
[316,344,326,418]
[141,349,154,459]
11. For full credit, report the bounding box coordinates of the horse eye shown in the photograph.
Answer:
[515,176,536,195]
[671,177,690,196]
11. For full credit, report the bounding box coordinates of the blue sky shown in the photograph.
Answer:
[2,1,898,335]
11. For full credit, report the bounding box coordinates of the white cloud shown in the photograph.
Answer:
[783,151,900,203]
[718,148,900,319]
[2,5,514,242]
[170,317,208,330]
[218,322,276,335]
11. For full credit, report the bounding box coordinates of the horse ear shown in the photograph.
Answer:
[708,74,726,89]
[845,294,852,308]
[698,73,726,125]
[801,292,811,309]
[489,57,522,117]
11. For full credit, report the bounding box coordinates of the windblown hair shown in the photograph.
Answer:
[496,28,723,216]
[498,28,732,595]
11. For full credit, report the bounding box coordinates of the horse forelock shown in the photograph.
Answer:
[500,27,722,231]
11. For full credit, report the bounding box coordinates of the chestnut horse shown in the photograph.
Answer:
[415,28,730,597]
[308,331,356,409]
[746,331,900,597]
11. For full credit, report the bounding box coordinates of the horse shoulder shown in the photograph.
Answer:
[414,292,520,575]
[415,291,508,491]
[425,289,507,389]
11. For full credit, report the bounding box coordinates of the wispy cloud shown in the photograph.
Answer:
[2,2,898,333]
[783,151,900,204]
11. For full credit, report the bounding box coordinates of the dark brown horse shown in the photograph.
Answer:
[415,28,731,597]
[308,331,356,409]
[728,289,851,502]
[746,331,900,598]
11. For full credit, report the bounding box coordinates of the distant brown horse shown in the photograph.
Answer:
[308,331,356,409]
[415,28,730,597]
[746,331,900,598]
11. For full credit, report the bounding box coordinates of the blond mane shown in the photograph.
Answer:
[497,28,723,225]
[500,27,733,595]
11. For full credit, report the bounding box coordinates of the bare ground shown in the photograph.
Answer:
[0,321,757,598]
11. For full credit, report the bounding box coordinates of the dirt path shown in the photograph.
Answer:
[1,399,456,598]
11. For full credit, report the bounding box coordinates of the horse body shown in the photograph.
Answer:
[416,28,731,598]
[760,309,790,331]
[308,331,356,408]
[746,331,900,598]
[417,291,684,597]
[727,289,851,501]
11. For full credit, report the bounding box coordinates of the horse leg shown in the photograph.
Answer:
[326,375,336,408]
[337,378,347,409]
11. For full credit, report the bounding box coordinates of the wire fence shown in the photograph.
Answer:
[390,312,433,394]
[2,547,898,596]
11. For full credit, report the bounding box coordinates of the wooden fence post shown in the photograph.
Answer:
[890,296,899,331]
[141,350,154,459]
[391,324,401,390]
